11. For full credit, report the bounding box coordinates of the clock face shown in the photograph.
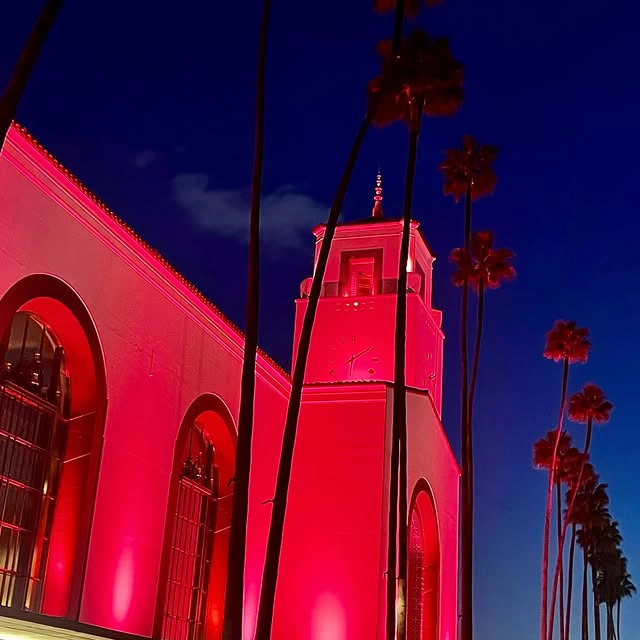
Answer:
[327,333,380,380]
[420,351,437,393]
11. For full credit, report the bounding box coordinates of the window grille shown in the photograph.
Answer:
[161,425,219,640]
[348,257,375,296]
[407,508,424,640]
[339,249,382,297]
[0,312,67,612]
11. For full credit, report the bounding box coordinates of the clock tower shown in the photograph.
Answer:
[274,173,459,639]
[292,173,445,413]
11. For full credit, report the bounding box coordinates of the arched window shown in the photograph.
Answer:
[0,275,107,621]
[407,484,439,640]
[408,508,425,638]
[157,398,235,640]
[0,312,69,611]
[161,424,218,640]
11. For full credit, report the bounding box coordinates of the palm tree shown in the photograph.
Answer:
[596,549,626,640]
[567,384,613,499]
[576,525,591,640]
[368,28,463,640]
[556,447,586,640]
[222,1,271,637]
[374,0,443,19]
[592,519,622,640]
[533,430,579,640]
[0,0,64,142]
[540,320,591,640]
[451,229,515,431]
[253,3,413,637]
[575,480,610,640]
[439,136,498,640]
[564,460,596,640]
[616,565,636,639]
[548,384,613,640]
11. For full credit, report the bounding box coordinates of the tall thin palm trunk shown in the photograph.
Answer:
[565,523,577,640]
[462,265,486,640]
[611,605,616,640]
[467,276,484,436]
[387,392,401,639]
[460,179,473,640]
[549,418,594,639]
[253,113,371,640]
[592,564,602,640]
[253,9,406,638]
[582,543,589,640]
[222,1,271,637]
[541,358,570,640]
[606,604,615,640]
[616,599,621,640]
[0,0,63,141]
[391,116,421,640]
[549,479,566,640]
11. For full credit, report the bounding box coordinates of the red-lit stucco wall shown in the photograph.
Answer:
[0,124,459,640]
[0,127,289,638]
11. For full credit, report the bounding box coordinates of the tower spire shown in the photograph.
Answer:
[372,168,383,218]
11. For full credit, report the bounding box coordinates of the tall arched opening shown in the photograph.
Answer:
[155,394,236,640]
[407,480,440,640]
[0,274,107,620]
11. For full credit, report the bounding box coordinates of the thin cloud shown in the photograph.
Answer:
[131,150,158,169]
[173,173,330,250]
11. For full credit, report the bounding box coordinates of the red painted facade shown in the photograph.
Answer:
[0,124,459,640]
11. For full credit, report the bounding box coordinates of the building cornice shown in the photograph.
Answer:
[1,123,291,396]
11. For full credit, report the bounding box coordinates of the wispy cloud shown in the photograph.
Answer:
[173,173,329,250]
[131,150,158,169]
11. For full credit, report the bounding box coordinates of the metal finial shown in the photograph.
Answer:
[372,169,383,218]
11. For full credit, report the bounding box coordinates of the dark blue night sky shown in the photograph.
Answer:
[3,2,638,638]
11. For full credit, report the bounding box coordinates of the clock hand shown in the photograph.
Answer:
[345,354,356,377]
[344,346,375,364]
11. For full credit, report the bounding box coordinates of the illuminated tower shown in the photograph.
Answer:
[293,172,445,413]
[274,174,459,640]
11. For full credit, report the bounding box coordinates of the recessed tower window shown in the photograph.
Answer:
[339,249,382,297]
[349,256,375,296]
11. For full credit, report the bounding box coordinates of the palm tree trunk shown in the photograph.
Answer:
[466,277,484,437]
[548,480,566,640]
[253,116,371,640]
[253,8,407,638]
[541,357,570,640]
[565,523,577,640]
[386,420,400,638]
[0,0,64,142]
[592,564,602,640]
[549,419,594,639]
[222,1,271,637]
[460,179,473,640]
[616,599,621,640]
[582,543,589,640]
[460,264,486,640]
[392,117,421,640]
[611,605,616,640]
